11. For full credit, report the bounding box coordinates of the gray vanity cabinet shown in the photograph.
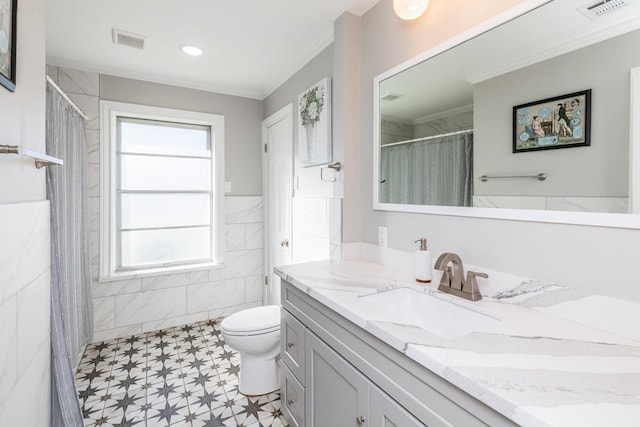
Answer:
[306,331,370,426]
[369,385,426,427]
[282,309,306,382]
[280,279,517,427]
[306,330,425,427]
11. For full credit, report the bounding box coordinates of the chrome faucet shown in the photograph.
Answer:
[434,252,487,301]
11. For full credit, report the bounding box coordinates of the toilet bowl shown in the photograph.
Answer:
[220,305,281,396]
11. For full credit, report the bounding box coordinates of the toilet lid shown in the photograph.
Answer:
[221,305,280,334]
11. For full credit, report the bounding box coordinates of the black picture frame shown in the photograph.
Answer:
[0,0,17,92]
[513,89,591,153]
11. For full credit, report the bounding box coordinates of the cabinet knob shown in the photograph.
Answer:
[287,342,294,348]
[287,399,295,405]
[356,416,366,425]
[281,239,289,247]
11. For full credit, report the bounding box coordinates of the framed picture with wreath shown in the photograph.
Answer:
[298,77,332,166]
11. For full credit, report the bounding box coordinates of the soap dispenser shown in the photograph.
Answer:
[414,238,432,283]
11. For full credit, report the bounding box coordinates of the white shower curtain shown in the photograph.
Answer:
[380,133,473,206]
[47,81,93,426]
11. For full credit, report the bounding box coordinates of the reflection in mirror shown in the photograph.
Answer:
[376,0,640,214]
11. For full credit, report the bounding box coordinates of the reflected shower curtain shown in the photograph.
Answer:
[380,133,473,206]
[47,82,93,426]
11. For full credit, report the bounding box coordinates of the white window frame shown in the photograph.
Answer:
[99,100,225,281]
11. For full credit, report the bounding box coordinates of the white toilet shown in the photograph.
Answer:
[220,305,281,396]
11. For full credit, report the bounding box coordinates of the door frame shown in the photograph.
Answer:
[262,103,294,304]
[630,66,640,213]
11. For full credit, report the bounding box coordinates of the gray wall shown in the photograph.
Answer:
[356,0,640,301]
[263,45,336,198]
[0,0,51,423]
[264,45,333,119]
[475,30,639,197]
[101,75,264,196]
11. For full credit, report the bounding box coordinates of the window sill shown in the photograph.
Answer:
[98,261,225,283]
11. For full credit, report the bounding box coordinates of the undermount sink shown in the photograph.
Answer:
[359,287,500,339]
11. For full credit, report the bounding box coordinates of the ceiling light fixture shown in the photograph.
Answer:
[393,0,430,20]
[181,45,203,56]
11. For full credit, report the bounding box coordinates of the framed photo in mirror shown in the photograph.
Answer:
[0,0,17,92]
[513,90,591,153]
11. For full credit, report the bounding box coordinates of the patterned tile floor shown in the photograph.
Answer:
[75,319,288,427]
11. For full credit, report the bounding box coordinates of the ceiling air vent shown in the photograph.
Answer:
[111,29,146,50]
[381,92,403,101]
[578,0,638,20]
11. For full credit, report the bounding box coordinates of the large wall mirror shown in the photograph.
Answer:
[373,0,640,228]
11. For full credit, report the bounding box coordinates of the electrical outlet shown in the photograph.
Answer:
[378,226,388,247]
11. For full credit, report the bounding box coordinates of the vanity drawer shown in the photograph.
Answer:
[281,362,305,427]
[281,309,306,384]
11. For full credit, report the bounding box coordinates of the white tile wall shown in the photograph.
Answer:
[329,198,343,260]
[0,298,18,405]
[292,196,343,263]
[0,201,51,426]
[115,287,187,327]
[186,278,246,313]
[473,195,629,213]
[0,202,50,303]
[245,275,264,303]
[0,344,50,426]
[16,272,50,373]
[225,196,263,224]
[292,197,330,262]
[48,66,267,342]
[546,197,629,213]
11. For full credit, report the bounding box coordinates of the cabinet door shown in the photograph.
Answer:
[370,384,427,427]
[281,362,305,427]
[306,332,369,427]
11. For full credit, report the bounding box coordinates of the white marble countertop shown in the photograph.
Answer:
[275,259,640,427]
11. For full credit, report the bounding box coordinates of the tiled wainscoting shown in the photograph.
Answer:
[0,202,51,425]
[76,319,287,427]
[91,196,265,342]
[473,195,629,213]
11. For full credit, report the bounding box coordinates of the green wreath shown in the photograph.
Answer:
[300,85,325,128]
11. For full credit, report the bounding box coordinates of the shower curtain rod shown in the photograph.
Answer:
[381,128,473,148]
[46,75,89,120]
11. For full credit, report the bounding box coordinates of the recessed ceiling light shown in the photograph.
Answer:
[181,45,203,56]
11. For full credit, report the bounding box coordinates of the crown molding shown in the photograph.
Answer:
[412,104,473,125]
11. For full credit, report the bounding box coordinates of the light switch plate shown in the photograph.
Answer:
[224,182,232,193]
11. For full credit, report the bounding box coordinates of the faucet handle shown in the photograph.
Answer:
[437,266,452,292]
[464,271,488,301]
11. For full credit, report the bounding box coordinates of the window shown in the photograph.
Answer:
[100,101,224,280]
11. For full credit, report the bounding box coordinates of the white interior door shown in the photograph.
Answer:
[263,104,293,305]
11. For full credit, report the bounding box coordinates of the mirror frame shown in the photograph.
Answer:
[373,0,640,229]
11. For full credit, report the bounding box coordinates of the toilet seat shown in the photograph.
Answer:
[221,305,280,336]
